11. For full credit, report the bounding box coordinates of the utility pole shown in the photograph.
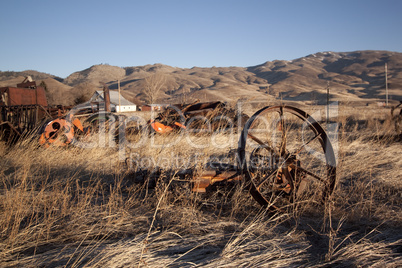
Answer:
[385,63,389,106]
[103,85,111,112]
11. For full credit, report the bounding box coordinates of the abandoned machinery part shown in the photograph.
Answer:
[236,105,337,209]
[0,79,111,144]
[38,115,84,147]
[190,105,337,211]
[149,101,249,134]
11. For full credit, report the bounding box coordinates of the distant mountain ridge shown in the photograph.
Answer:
[0,50,401,106]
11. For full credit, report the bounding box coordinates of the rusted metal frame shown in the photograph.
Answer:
[192,169,242,193]
[0,105,55,140]
[150,101,227,134]
[0,121,21,137]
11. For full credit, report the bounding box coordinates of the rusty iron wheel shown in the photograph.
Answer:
[38,118,74,147]
[238,105,336,210]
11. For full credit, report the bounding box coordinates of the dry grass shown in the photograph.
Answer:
[0,104,401,267]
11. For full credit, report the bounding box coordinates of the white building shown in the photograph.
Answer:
[90,90,137,112]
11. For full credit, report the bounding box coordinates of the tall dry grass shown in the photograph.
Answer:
[0,104,401,267]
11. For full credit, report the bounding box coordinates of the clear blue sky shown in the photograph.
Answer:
[1,0,401,78]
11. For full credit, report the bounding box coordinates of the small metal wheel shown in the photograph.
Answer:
[38,118,75,147]
[38,116,84,147]
[238,105,336,210]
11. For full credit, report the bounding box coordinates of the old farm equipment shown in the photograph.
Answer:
[0,78,102,146]
[37,86,115,147]
[147,100,249,134]
[38,114,85,147]
[128,104,337,210]
[0,77,51,142]
[1,78,337,209]
[190,105,337,209]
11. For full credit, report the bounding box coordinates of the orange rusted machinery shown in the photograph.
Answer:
[0,78,123,146]
[191,163,242,193]
[148,100,248,134]
[0,78,100,144]
[38,114,84,147]
[36,85,115,147]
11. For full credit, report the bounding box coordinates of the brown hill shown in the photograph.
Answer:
[64,64,126,87]
[1,50,401,106]
[0,70,62,83]
[249,51,402,104]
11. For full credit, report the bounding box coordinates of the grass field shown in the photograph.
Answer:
[0,103,401,267]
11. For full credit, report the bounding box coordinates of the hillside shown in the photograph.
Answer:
[250,51,402,104]
[1,50,401,106]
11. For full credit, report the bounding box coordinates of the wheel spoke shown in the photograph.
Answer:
[247,133,276,153]
[279,107,287,156]
[255,168,279,191]
[289,164,326,183]
[293,132,322,155]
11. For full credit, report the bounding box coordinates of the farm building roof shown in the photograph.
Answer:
[92,90,136,106]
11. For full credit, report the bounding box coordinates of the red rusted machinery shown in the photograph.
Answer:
[0,77,129,146]
[1,78,51,141]
[0,77,48,107]
[0,78,94,144]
